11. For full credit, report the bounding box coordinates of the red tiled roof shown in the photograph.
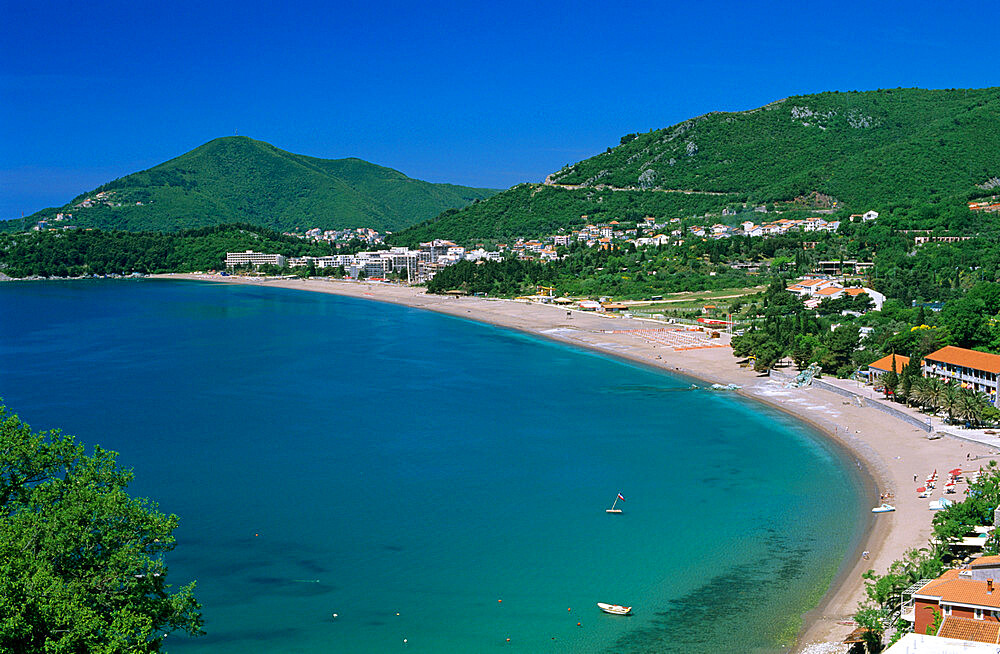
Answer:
[937,616,1000,643]
[925,346,1000,374]
[844,288,867,296]
[917,571,1000,609]
[869,354,910,373]
[815,287,843,296]
[971,556,1000,568]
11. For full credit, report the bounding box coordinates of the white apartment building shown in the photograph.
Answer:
[226,251,287,267]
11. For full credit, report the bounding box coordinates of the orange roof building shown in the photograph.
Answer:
[923,346,1000,405]
[868,354,910,375]
[911,559,1000,643]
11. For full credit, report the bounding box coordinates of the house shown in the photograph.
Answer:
[785,278,838,297]
[868,353,910,379]
[923,346,1000,406]
[862,210,879,222]
[814,286,845,300]
[908,557,1000,643]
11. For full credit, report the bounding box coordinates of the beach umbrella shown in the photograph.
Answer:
[916,487,927,492]
[950,468,963,475]
[945,481,956,487]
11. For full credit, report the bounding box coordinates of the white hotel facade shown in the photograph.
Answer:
[225,250,287,267]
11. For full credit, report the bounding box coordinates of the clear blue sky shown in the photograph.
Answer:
[2,0,998,219]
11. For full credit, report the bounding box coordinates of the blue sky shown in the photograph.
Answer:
[2,0,999,219]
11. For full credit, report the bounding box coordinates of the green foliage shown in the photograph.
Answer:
[853,605,887,653]
[933,461,1000,545]
[389,183,737,245]
[10,137,497,234]
[425,243,755,299]
[0,223,338,276]
[922,606,943,636]
[0,404,202,651]
[551,87,1000,209]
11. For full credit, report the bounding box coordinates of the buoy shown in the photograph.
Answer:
[498,599,502,603]
[255,533,259,537]
[396,612,400,616]
[332,613,338,618]
[567,608,571,612]
[577,622,581,627]
[403,638,407,643]
[506,638,510,642]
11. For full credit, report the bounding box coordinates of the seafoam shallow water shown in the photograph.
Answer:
[0,279,866,653]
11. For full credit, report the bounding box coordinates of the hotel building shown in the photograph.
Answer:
[225,251,287,268]
[922,346,1000,406]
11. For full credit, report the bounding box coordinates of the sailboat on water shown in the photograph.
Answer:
[606,492,625,514]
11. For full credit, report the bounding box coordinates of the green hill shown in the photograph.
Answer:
[391,87,1000,245]
[14,137,498,233]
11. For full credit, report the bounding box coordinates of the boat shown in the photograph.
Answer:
[606,492,625,514]
[871,503,896,513]
[597,603,632,615]
[929,497,954,511]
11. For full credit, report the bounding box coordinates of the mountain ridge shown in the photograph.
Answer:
[391,86,1000,245]
[15,136,498,233]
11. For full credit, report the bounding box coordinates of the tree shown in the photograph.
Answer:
[853,605,886,653]
[954,388,988,427]
[822,324,860,376]
[753,341,782,373]
[897,363,913,404]
[0,405,203,652]
[881,356,899,399]
[938,382,961,423]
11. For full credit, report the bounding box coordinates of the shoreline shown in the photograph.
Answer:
[143,275,998,650]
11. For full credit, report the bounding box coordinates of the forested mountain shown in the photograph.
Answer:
[392,87,1000,244]
[11,137,497,233]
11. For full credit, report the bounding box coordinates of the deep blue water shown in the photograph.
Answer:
[0,280,866,653]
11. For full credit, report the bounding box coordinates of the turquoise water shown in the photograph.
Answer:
[0,280,867,653]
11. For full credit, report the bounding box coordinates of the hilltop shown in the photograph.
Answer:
[391,87,1000,245]
[12,137,498,233]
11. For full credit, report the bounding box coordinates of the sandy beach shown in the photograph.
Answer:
[156,274,998,652]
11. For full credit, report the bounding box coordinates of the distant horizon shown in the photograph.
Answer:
[5,0,1000,219]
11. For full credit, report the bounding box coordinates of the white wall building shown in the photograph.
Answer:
[226,251,287,267]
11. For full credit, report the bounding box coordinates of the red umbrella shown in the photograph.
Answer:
[950,468,963,475]
[945,481,956,487]
[917,487,927,492]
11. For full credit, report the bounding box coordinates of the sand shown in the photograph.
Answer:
[155,274,1000,651]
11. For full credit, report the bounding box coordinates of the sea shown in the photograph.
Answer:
[0,279,867,653]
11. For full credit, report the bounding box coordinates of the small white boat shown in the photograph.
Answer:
[598,603,632,615]
[606,492,625,514]
[871,503,896,513]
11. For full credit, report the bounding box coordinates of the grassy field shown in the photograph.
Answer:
[623,286,766,312]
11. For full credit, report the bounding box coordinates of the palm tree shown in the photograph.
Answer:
[940,382,962,423]
[955,387,989,427]
[925,378,948,415]
[909,377,932,410]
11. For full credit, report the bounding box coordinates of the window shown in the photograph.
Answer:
[944,604,952,616]
[975,607,984,620]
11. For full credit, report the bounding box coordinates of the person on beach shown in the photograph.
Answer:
[862,551,870,560]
